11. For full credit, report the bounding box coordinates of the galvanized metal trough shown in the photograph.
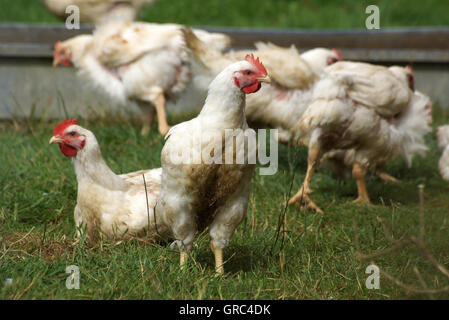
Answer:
[0,24,448,120]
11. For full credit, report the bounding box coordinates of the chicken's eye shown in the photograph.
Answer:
[69,131,76,137]
[245,70,251,75]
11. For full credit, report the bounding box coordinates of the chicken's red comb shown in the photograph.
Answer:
[245,54,267,75]
[405,65,415,91]
[405,65,414,73]
[332,49,343,61]
[54,119,78,136]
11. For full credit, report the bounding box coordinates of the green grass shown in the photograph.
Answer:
[0,0,448,28]
[1,108,449,300]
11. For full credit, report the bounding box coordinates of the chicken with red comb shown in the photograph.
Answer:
[156,57,270,274]
[53,119,79,136]
[245,54,268,75]
[49,119,173,242]
[332,49,343,62]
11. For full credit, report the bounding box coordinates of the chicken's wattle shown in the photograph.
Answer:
[243,82,262,94]
[59,143,79,157]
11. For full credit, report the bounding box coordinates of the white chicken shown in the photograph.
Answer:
[155,55,270,274]
[42,0,155,25]
[437,125,449,181]
[389,65,415,91]
[49,119,172,242]
[319,89,432,183]
[53,22,231,136]
[319,65,423,184]
[288,61,432,212]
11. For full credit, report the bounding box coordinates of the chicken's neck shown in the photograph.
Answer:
[73,136,128,191]
[199,79,247,129]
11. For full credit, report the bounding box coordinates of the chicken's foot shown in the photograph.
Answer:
[138,101,156,136]
[353,162,371,204]
[154,93,171,136]
[180,251,189,268]
[288,145,323,214]
[377,171,399,184]
[211,240,224,275]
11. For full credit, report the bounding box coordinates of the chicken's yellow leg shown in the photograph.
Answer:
[211,241,224,275]
[353,163,371,204]
[288,145,323,213]
[377,171,399,184]
[154,93,171,136]
[138,102,156,136]
[180,251,189,268]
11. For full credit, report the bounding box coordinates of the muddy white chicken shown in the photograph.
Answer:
[42,0,155,25]
[437,125,449,181]
[319,65,426,185]
[53,22,230,136]
[49,119,171,242]
[320,89,432,183]
[155,55,270,274]
[289,61,432,212]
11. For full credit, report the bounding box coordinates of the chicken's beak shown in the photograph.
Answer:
[52,58,60,67]
[257,75,271,84]
[49,135,63,144]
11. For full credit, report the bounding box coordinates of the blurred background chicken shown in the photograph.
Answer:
[229,43,342,77]
[289,61,432,212]
[319,65,424,184]
[182,29,342,143]
[49,119,171,242]
[53,22,230,136]
[155,55,270,274]
[437,125,449,181]
[42,0,156,25]
[232,43,342,143]
[320,89,432,181]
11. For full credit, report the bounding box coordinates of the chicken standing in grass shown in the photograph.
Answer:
[318,65,426,184]
[53,22,230,136]
[50,119,171,242]
[42,0,155,25]
[437,125,449,181]
[319,90,432,183]
[155,55,270,274]
[288,61,432,212]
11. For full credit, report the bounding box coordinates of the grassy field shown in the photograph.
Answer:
[1,108,449,300]
[1,0,449,301]
[0,0,448,28]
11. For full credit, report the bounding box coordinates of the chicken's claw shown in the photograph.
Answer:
[158,125,172,137]
[352,197,372,205]
[141,124,151,136]
[288,187,323,214]
[377,171,399,184]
